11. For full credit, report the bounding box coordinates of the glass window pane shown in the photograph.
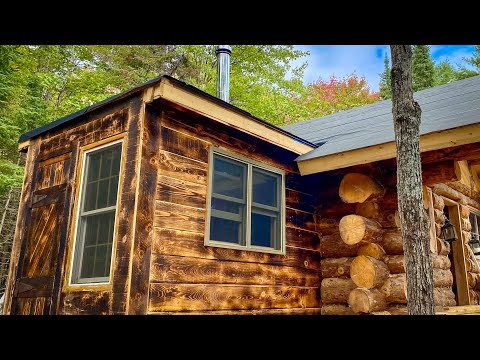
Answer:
[100,150,113,179]
[83,182,98,212]
[97,179,109,209]
[252,168,279,208]
[87,153,101,182]
[212,155,246,199]
[210,216,244,245]
[251,210,280,249]
[211,197,243,215]
[108,176,119,207]
[73,142,122,284]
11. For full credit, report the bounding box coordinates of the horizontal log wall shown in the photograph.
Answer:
[149,103,321,314]
[315,156,465,314]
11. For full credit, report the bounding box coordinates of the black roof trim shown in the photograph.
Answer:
[19,75,316,150]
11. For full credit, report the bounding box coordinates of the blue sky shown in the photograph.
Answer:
[293,45,477,92]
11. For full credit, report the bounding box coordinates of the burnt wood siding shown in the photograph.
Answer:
[149,104,321,314]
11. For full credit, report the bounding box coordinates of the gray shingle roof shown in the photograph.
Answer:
[283,75,480,162]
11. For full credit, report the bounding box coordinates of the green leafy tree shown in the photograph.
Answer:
[379,53,392,99]
[412,45,435,91]
[287,73,379,124]
[434,60,459,86]
[464,45,480,71]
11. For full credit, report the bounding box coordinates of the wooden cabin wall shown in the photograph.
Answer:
[4,94,143,315]
[148,101,322,314]
[315,159,460,315]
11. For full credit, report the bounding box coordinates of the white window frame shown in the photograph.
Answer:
[469,208,480,260]
[69,139,124,286]
[205,146,286,255]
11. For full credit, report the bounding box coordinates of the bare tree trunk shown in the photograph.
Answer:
[390,45,435,315]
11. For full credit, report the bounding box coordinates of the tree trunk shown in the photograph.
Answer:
[390,45,435,314]
[338,173,385,203]
[348,288,388,314]
[339,214,383,245]
[320,278,357,305]
[320,257,354,278]
[350,255,390,289]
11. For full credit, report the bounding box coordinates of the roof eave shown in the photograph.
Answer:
[297,123,480,175]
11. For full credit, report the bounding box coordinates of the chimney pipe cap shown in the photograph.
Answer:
[216,45,232,54]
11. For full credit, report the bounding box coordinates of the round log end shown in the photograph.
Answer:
[339,214,366,245]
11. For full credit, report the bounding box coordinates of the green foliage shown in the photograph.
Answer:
[379,54,392,99]
[464,45,480,71]
[434,60,459,86]
[412,45,435,91]
[287,73,379,125]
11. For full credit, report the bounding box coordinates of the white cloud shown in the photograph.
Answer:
[294,45,389,92]
[294,45,477,92]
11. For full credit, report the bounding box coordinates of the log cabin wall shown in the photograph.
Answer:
[315,158,464,315]
[147,100,322,314]
[4,94,143,315]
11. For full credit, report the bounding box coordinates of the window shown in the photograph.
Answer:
[70,141,123,284]
[469,211,480,257]
[205,148,285,254]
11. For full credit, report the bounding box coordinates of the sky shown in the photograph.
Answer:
[293,45,477,92]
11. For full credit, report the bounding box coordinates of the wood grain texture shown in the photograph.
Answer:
[39,107,128,161]
[160,125,209,163]
[320,277,356,305]
[149,283,319,312]
[148,308,322,315]
[150,254,320,287]
[286,189,315,213]
[285,227,320,251]
[3,138,40,314]
[154,200,205,233]
[158,150,207,185]
[128,105,161,314]
[156,175,207,209]
[153,228,321,270]
[286,208,316,232]
[61,291,111,315]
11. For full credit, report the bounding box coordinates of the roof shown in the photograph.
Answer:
[19,75,316,153]
[283,75,480,162]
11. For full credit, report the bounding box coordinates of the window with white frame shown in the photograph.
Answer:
[205,148,285,254]
[70,141,123,284]
[469,211,480,257]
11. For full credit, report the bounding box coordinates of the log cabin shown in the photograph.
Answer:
[3,47,480,314]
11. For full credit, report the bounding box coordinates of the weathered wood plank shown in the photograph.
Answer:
[148,308,322,315]
[158,150,208,185]
[160,110,298,173]
[154,200,205,233]
[148,283,319,312]
[60,291,111,315]
[286,207,316,232]
[156,175,207,209]
[153,228,321,270]
[39,108,128,161]
[3,138,40,314]
[14,276,53,298]
[160,125,209,163]
[14,297,50,315]
[150,254,321,287]
[285,189,315,213]
[31,183,67,208]
[110,96,142,314]
[128,104,161,314]
[285,227,320,251]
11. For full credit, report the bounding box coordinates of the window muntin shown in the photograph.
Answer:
[71,141,122,285]
[206,148,285,254]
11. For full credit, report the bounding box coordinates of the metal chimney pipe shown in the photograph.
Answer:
[216,45,231,102]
